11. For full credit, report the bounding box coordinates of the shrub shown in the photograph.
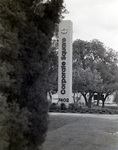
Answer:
[50,103,57,110]
[61,103,66,110]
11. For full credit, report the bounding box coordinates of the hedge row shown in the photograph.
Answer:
[49,103,118,114]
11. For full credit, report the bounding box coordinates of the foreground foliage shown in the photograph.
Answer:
[0,0,65,149]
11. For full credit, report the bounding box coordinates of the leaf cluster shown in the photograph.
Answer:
[73,39,118,94]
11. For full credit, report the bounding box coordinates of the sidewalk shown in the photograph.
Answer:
[49,112,118,120]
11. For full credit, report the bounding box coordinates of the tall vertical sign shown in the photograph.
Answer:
[58,20,73,107]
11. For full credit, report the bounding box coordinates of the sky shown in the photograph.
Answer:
[63,0,118,51]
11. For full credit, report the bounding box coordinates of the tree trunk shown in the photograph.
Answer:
[73,92,76,103]
[82,93,88,106]
[102,100,105,108]
[88,99,92,108]
[97,93,101,106]
[76,92,82,103]
[88,92,94,108]
[49,91,52,103]
[102,92,110,108]
[97,99,99,106]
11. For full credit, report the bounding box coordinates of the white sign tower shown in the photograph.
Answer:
[58,20,73,107]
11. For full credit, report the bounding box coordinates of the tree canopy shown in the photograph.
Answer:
[73,39,118,108]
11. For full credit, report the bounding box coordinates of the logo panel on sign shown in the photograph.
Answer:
[61,27,68,34]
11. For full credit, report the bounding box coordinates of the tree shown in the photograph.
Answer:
[73,67,103,108]
[95,48,118,107]
[0,0,65,149]
[73,39,118,108]
[46,45,58,102]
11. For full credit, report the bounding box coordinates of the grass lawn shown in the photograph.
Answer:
[42,113,118,150]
